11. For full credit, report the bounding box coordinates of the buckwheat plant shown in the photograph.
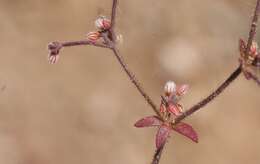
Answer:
[47,0,260,163]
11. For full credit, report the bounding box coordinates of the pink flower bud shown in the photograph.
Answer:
[95,16,111,30]
[176,84,189,96]
[48,54,59,64]
[249,41,258,59]
[86,31,101,42]
[47,42,62,64]
[164,81,176,96]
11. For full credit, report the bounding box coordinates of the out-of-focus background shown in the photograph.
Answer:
[0,0,259,163]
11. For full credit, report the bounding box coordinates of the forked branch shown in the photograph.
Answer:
[47,0,260,164]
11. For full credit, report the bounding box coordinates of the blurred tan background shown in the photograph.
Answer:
[0,0,259,163]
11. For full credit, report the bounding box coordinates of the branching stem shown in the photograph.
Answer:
[47,0,260,164]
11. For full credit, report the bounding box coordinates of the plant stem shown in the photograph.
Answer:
[110,46,162,118]
[110,0,118,42]
[174,66,242,124]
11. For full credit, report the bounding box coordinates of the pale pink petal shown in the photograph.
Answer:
[156,124,171,149]
[173,122,198,143]
[176,84,189,96]
[48,54,59,64]
[134,116,162,128]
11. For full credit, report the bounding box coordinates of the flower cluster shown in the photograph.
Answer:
[135,81,198,149]
[160,81,189,118]
[47,16,111,64]
[86,16,111,43]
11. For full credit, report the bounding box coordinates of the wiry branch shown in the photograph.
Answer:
[111,0,118,30]
[61,40,108,48]
[110,0,118,42]
[48,40,108,56]
[111,47,162,117]
[105,0,162,118]
[101,31,162,118]
[173,0,260,125]
[174,66,242,124]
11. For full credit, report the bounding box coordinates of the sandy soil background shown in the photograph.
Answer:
[0,0,259,163]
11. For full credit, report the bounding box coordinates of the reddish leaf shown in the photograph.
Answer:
[134,116,162,128]
[156,124,171,149]
[168,103,182,116]
[176,84,189,96]
[173,122,198,143]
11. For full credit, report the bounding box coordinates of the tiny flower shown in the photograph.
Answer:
[239,38,259,65]
[249,41,259,60]
[86,31,101,43]
[47,42,62,64]
[164,81,176,96]
[48,54,59,64]
[238,39,260,82]
[95,16,111,30]
[176,84,189,97]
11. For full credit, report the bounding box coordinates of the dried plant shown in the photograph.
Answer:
[47,0,260,163]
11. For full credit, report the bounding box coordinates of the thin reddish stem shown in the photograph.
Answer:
[61,40,109,48]
[174,66,242,124]
[110,46,162,118]
[111,0,118,30]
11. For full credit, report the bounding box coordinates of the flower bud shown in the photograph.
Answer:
[48,54,59,64]
[249,41,258,60]
[95,16,111,30]
[86,31,101,42]
[164,81,176,96]
[167,103,182,116]
[47,42,62,64]
[176,84,189,96]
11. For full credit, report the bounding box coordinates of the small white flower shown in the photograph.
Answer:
[164,81,176,96]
